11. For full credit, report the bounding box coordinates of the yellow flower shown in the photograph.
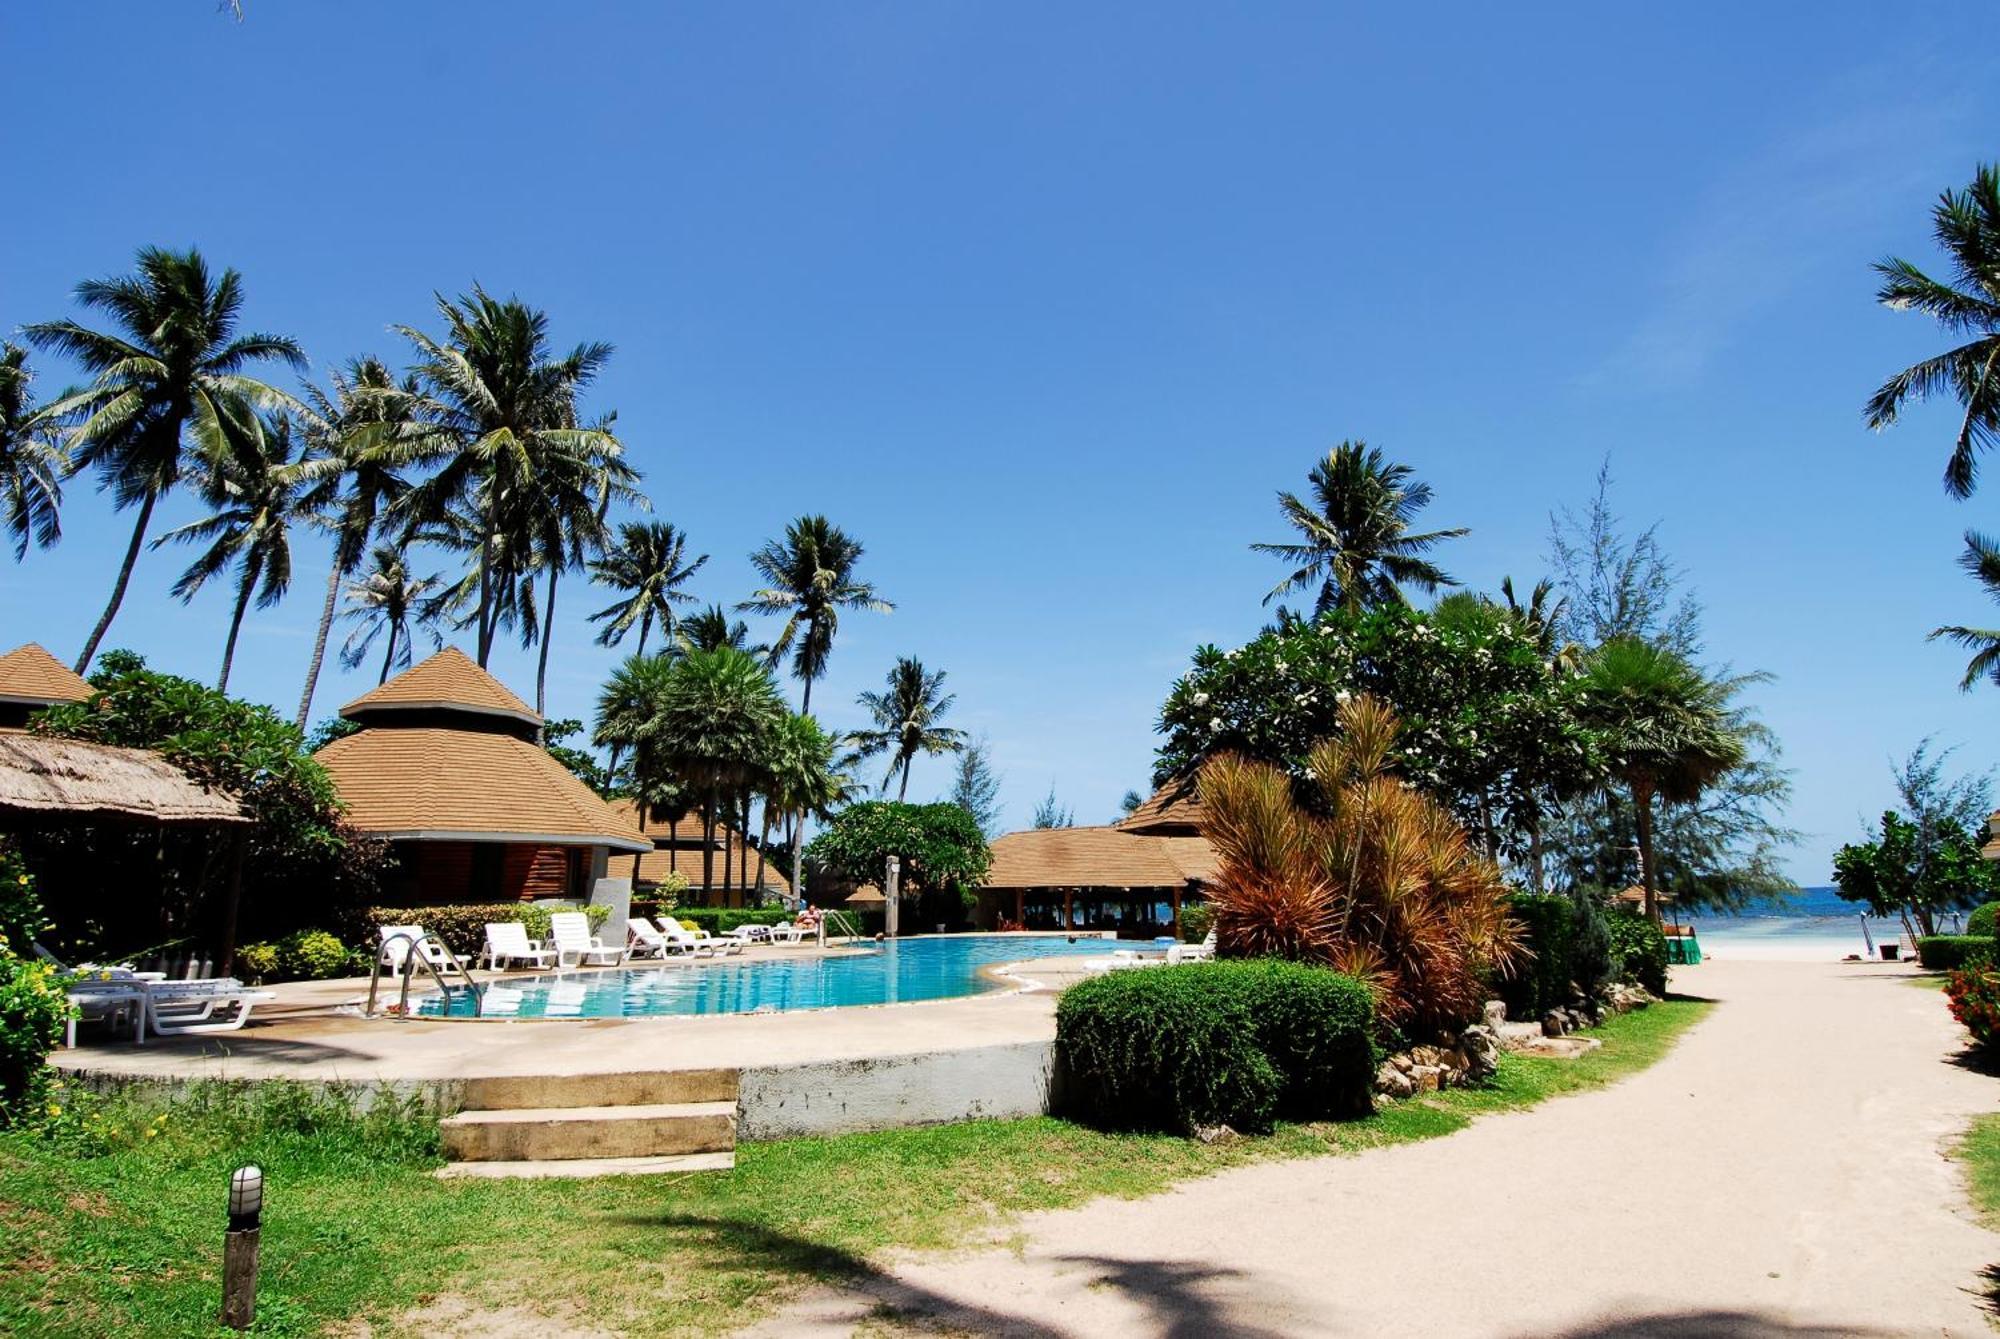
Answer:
[46,1104,60,1117]
[144,1128,156,1139]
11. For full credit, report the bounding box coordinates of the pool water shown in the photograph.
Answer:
[416,933,1160,1019]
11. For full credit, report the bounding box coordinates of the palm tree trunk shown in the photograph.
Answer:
[790,813,807,909]
[701,792,717,907]
[75,492,159,673]
[800,674,813,717]
[217,562,259,694]
[476,498,496,666]
[1527,811,1545,895]
[1633,782,1658,925]
[296,551,344,729]
[755,803,772,906]
[897,756,912,801]
[535,563,559,722]
[379,621,399,684]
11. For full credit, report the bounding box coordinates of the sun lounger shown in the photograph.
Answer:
[1170,930,1218,964]
[548,912,624,969]
[651,917,717,957]
[627,917,694,960]
[766,921,810,945]
[662,917,743,956]
[143,979,276,1038]
[722,924,769,947]
[477,921,555,971]
[377,924,456,976]
[64,980,147,1047]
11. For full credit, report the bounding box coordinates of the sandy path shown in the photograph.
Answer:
[746,960,1999,1338]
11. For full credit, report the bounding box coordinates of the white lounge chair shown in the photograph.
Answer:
[548,912,624,969]
[64,980,147,1047]
[766,920,810,945]
[143,979,276,1038]
[722,924,769,948]
[1169,930,1218,964]
[377,924,455,976]
[627,917,696,960]
[477,921,555,971]
[662,917,743,956]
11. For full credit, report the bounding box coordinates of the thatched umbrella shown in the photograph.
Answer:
[845,883,886,907]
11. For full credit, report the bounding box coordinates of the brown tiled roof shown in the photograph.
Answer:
[339,647,540,727]
[0,735,247,825]
[604,799,791,894]
[1115,782,1204,835]
[0,644,92,708]
[315,726,648,850]
[983,825,1211,891]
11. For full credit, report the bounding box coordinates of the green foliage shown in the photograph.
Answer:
[0,954,68,1123]
[542,718,611,795]
[1502,893,1575,1016]
[947,739,1004,840]
[345,903,609,958]
[278,929,351,980]
[0,840,49,953]
[1834,813,2000,934]
[1567,889,1614,999]
[1969,902,2000,938]
[663,908,789,935]
[1178,903,1214,945]
[1918,936,1995,971]
[1056,960,1376,1135]
[1158,602,1597,866]
[235,942,280,981]
[1606,910,1669,995]
[805,800,992,893]
[305,715,362,753]
[1948,962,2000,1048]
[513,902,611,944]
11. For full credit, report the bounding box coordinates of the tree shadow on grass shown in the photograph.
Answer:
[602,1213,1290,1337]
[1518,1310,1903,1338]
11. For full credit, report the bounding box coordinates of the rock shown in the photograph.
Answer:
[1409,1065,1443,1094]
[1458,1024,1501,1082]
[1410,1045,1445,1068]
[1482,1000,1508,1030]
[1375,1062,1415,1100]
[1390,1053,1416,1075]
[1541,1010,1568,1037]
[1193,1123,1239,1145]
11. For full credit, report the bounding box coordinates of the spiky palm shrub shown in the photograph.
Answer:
[1199,693,1523,1037]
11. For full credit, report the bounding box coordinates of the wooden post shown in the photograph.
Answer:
[1014,889,1024,929]
[1170,884,1182,939]
[220,1228,259,1328]
[1063,890,1073,932]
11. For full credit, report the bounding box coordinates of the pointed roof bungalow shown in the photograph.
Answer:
[0,643,92,730]
[314,648,648,905]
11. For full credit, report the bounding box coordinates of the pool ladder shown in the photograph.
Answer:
[366,932,484,1018]
[821,910,864,945]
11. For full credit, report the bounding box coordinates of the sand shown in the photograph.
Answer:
[746,958,2000,1338]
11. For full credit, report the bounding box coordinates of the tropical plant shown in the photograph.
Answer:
[764,711,851,905]
[1574,638,1750,922]
[740,515,892,713]
[948,738,1004,840]
[1196,694,1523,1037]
[1832,741,2000,937]
[154,412,315,692]
[1031,788,1074,829]
[1547,460,1702,656]
[25,246,305,670]
[1930,530,2000,690]
[589,520,708,657]
[386,286,621,666]
[0,343,65,560]
[677,604,763,656]
[1118,788,1146,817]
[338,545,444,683]
[292,358,417,727]
[804,801,991,902]
[849,657,967,800]
[1251,441,1467,614]
[1866,164,2000,499]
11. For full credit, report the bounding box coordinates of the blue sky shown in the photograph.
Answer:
[4,2,1999,883]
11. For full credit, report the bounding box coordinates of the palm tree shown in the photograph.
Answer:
[386,286,620,667]
[0,343,65,560]
[766,711,852,906]
[155,412,315,692]
[1576,637,1750,922]
[1867,165,2000,499]
[678,604,763,656]
[850,657,968,800]
[1252,441,1468,614]
[589,521,708,658]
[339,544,444,684]
[1930,529,2000,690]
[293,358,418,727]
[740,515,893,713]
[26,246,305,671]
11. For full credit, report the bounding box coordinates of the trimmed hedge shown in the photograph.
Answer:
[1502,893,1574,1017]
[1056,959,1375,1135]
[343,903,611,958]
[1917,936,1994,971]
[1967,902,2000,938]
[663,908,790,936]
[1606,911,1669,996]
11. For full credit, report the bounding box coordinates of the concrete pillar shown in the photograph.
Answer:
[591,875,632,944]
[885,854,901,938]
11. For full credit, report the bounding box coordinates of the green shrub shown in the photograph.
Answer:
[666,908,789,935]
[1056,959,1375,1135]
[0,839,49,953]
[1606,911,1669,995]
[1967,902,2000,938]
[350,903,613,957]
[0,954,69,1123]
[1178,904,1214,945]
[277,929,351,981]
[236,942,280,981]
[1568,891,1613,998]
[515,902,613,943]
[1502,893,1575,1017]
[1949,963,2000,1048]
[1918,936,1994,971]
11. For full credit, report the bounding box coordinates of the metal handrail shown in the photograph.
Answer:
[821,909,863,946]
[365,932,483,1018]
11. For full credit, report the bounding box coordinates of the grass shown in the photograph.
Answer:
[0,997,1710,1337]
[1955,1112,2000,1232]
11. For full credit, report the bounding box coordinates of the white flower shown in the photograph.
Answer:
[1192,691,1210,707]
[1274,660,1289,675]
[1209,716,1224,732]
[1335,690,1352,704]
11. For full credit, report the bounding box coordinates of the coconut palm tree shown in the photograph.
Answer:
[339,544,444,684]
[155,412,316,692]
[589,521,708,658]
[740,515,893,713]
[292,358,419,727]
[386,286,620,666]
[1867,165,2000,499]
[1576,637,1750,922]
[1929,529,2000,690]
[677,603,766,656]
[849,657,968,800]
[0,343,65,560]
[1252,441,1468,614]
[766,711,852,906]
[26,246,305,671]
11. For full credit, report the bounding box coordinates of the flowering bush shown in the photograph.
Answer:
[0,953,69,1123]
[1947,961,2000,1048]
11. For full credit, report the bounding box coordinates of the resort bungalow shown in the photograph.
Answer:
[314,648,649,904]
[976,785,1215,937]
[604,797,792,909]
[0,643,92,730]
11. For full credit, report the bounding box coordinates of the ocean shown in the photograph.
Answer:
[1684,885,1971,962]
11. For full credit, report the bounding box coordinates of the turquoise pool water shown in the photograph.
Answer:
[416,933,1159,1019]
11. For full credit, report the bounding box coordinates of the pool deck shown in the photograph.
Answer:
[53,942,1108,1086]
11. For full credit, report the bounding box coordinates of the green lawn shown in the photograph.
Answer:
[1954,1112,2000,1231]
[0,997,1711,1338]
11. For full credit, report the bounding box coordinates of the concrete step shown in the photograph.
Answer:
[458,1068,739,1111]
[435,1151,735,1179]
[441,1099,736,1162]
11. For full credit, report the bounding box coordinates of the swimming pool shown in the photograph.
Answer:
[415,933,1158,1019]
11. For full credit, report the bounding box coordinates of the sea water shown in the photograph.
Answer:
[1687,886,1965,961]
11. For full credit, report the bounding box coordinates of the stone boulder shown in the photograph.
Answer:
[1541,1010,1570,1037]
[1482,1000,1508,1030]
[1458,1023,1501,1082]
[1375,1062,1415,1100]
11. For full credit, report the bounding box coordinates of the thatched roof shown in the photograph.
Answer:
[0,735,248,826]
[983,825,1213,891]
